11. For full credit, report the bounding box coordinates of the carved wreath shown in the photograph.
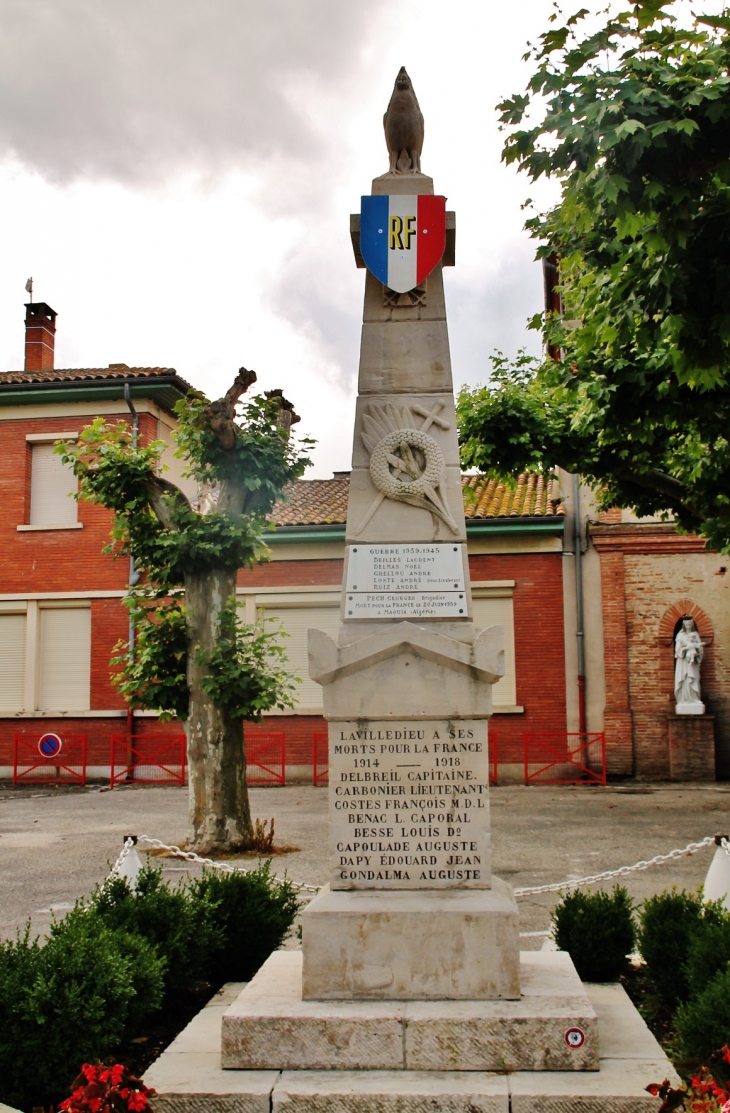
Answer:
[355,402,459,536]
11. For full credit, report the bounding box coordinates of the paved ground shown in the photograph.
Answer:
[1,780,728,944]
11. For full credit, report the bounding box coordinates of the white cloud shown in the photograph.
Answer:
[0,0,560,476]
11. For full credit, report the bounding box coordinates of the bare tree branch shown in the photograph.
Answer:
[265,388,301,436]
[203,367,258,451]
[147,475,191,529]
[614,466,700,515]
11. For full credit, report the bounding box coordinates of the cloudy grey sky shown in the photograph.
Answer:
[0,0,560,475]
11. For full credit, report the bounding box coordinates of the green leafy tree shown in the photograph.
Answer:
[60,370,310,853]
[458,1,730,551]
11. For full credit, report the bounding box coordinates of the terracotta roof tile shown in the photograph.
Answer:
[271,478,350,526]
[462,471,565,519]
[0,365,192,387]
[270,473,565,527]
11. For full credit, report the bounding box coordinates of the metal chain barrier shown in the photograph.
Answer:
[107,834,320,894]
[107,833,730,900]
[513,835,726,897]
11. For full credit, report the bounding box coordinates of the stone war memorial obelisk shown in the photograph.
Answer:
[200,68,677,1112]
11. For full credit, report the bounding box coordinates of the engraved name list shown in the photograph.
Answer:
[329,719,491,891]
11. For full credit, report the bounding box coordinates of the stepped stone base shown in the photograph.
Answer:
[144,964,678,1113]
[222,951,597,1072]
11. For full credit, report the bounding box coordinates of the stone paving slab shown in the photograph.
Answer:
[272,1069,509,1113]
[508,1056,673,1113]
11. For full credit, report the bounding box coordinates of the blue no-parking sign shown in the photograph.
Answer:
[38,733,63,759]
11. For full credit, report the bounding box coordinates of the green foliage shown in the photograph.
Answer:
[111,594,189,720]
[57,382,310,728]
[189,862,301,983]
[684,905,730,999]
[87,866,216,997]
[637,888,705,1008]
[552,886,635,981]
[57,418,271,588]
[198,606,297,721]
[457,351,582,478]
[0,862,300,1111]
[675,967,730,1061]
[0,918,162,1111]
[174,391,311,516]
[459,3,730,551]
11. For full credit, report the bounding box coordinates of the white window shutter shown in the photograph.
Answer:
[0,614,26,711]
[38,608,90,711]
[471,596,517,707]
[261,605,341,711]
[30,443,77,526]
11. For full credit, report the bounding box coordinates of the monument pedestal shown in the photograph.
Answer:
[143,966,679,1112]
[301,881,520,1000]
[221,950,598,1073]
[668,714,716,781]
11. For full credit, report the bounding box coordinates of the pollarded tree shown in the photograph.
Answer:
[60,370,311,853]
[459,1,730,553]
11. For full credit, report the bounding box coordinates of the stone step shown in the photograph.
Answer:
[221,950,599,1072]
[144,977,678,1113]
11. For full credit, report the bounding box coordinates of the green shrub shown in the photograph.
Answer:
[684,905,730,1000]
[189,862,301,983]
[637,889,704,1009]
[89,864,218,998]
[0,914,163,1112]
[675,967,730,1061]
[552,886,635,982]
[0,862,299,1111]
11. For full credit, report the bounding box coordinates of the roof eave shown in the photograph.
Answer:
[265,517,565,543]
[0,374,191,415]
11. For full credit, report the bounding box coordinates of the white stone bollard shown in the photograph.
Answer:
[117,846,145,891]
[703,838,730,910]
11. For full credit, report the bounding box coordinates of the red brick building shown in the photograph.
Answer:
[587,511,730,780]
[0,302,572,783]
[3,302,726,783]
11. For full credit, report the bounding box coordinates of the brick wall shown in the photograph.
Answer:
[593,525,730,779]
[0,412,159,594]
[600,551,635,776]
[238,558,344,588]
[469,552,567,765]
[91,598,129,710]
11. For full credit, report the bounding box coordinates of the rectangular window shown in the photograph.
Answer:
[30,442,77,526]
[38,607,90,711]
[259,602,341,712]
[472,595,517,707]
[0,613,26,711]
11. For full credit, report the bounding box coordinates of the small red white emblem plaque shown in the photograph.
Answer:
[564,1027,585,1048]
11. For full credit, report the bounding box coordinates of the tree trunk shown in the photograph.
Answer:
[185,567,253,853]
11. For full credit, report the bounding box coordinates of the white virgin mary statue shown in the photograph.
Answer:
[675,617,705,715]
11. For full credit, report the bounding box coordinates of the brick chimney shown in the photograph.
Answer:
[24,302,57,370]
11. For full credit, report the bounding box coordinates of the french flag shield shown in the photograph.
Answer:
[360,195,447,293]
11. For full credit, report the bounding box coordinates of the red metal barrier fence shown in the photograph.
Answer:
[313,732,328,786]
[14,733,87,785]
[247,733,285,785]
[524,731,606,786]
[110,734,186,787]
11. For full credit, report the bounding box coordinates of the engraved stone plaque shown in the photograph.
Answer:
[345,543,467,618]
[329,719,491,890]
